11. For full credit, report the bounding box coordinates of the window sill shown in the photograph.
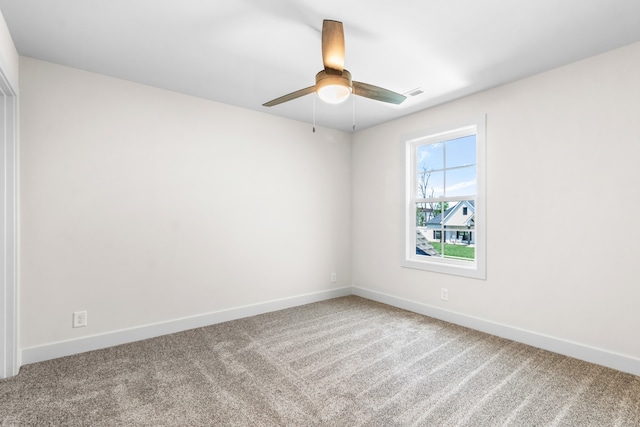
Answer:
[401,257,486,280]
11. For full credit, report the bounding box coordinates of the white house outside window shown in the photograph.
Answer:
[401,116,486,279]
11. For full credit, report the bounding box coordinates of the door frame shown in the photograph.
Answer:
[0,63,18,379]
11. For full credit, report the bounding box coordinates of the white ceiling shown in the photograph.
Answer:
[2,0,640,132]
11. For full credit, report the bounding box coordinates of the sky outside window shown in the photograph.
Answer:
[417,135,476,198]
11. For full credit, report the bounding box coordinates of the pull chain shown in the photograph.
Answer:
[313,93,316,133]
[352,94,356,132]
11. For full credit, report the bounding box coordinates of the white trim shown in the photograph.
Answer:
[21,287,351,365]
[352,286,640,377]
[20,285,640,377]
[0,65,18,379]
[401,115,486,279]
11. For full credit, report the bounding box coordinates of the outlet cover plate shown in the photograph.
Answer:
[73,311,87,328]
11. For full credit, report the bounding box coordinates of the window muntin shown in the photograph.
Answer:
[402,116,486,279]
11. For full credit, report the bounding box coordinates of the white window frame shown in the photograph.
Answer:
[401,115,486,279]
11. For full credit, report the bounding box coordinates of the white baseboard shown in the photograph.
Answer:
[21,287,351,366]
[20,285,640,378]
[352,286,640,377]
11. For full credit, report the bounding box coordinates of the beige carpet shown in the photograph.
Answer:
[1,296,639,426]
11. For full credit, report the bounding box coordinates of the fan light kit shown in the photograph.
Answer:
[263,20,406,108]
[316,70,352,104]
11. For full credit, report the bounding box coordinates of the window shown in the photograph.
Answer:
[402,116,486,279]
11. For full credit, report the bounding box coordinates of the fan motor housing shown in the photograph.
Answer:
[315,69,353,103]
[316,69,353,92]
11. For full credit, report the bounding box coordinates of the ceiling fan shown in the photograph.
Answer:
[263,20,406,107]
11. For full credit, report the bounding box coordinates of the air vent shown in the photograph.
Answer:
[404,87,425,97]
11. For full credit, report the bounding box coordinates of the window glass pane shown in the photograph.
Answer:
[417,143,444,172]
[431,201,453,231]
[446,135,476,168]
[422,200,447,259]
[416,170,444,198]
[416,202,429,227]
[427,240,444,257]
[415,170,444,199]
[445,166,476,196]
[438,200,475,261]
[416,229,443,257]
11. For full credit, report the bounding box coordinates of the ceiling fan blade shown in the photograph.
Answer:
[353,81,407,105]
[263,86,316,107]
[322,20,345,74]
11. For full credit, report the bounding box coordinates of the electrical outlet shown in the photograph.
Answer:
[331,273,337,283]
[73,311,87,328]
[441,288,449,301]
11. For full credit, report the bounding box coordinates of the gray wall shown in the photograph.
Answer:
[352,42,640,362]
[16,40,640,372]
[19,57,352,349]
